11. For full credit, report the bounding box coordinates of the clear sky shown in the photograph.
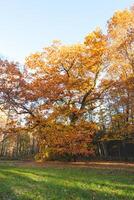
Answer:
[0,0,133,63]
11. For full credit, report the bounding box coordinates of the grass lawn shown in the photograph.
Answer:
[0,164,133,200]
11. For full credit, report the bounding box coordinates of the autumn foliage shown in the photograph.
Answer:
[0,6,134,160]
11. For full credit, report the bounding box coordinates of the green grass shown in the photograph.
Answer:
[0,164,133,200]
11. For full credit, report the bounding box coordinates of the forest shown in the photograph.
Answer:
[0,6,134,161]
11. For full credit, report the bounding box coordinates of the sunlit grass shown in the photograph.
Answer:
[0,165,133,200]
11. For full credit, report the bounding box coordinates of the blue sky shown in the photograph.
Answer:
[0,0,133,63]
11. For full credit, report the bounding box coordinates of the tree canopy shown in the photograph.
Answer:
[0,6,134,161]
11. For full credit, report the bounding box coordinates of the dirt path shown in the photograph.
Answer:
[0,160,134,171]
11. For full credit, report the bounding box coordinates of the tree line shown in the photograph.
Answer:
[0,6,134,161]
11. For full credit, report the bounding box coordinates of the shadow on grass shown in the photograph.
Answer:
[0,167,133,200]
